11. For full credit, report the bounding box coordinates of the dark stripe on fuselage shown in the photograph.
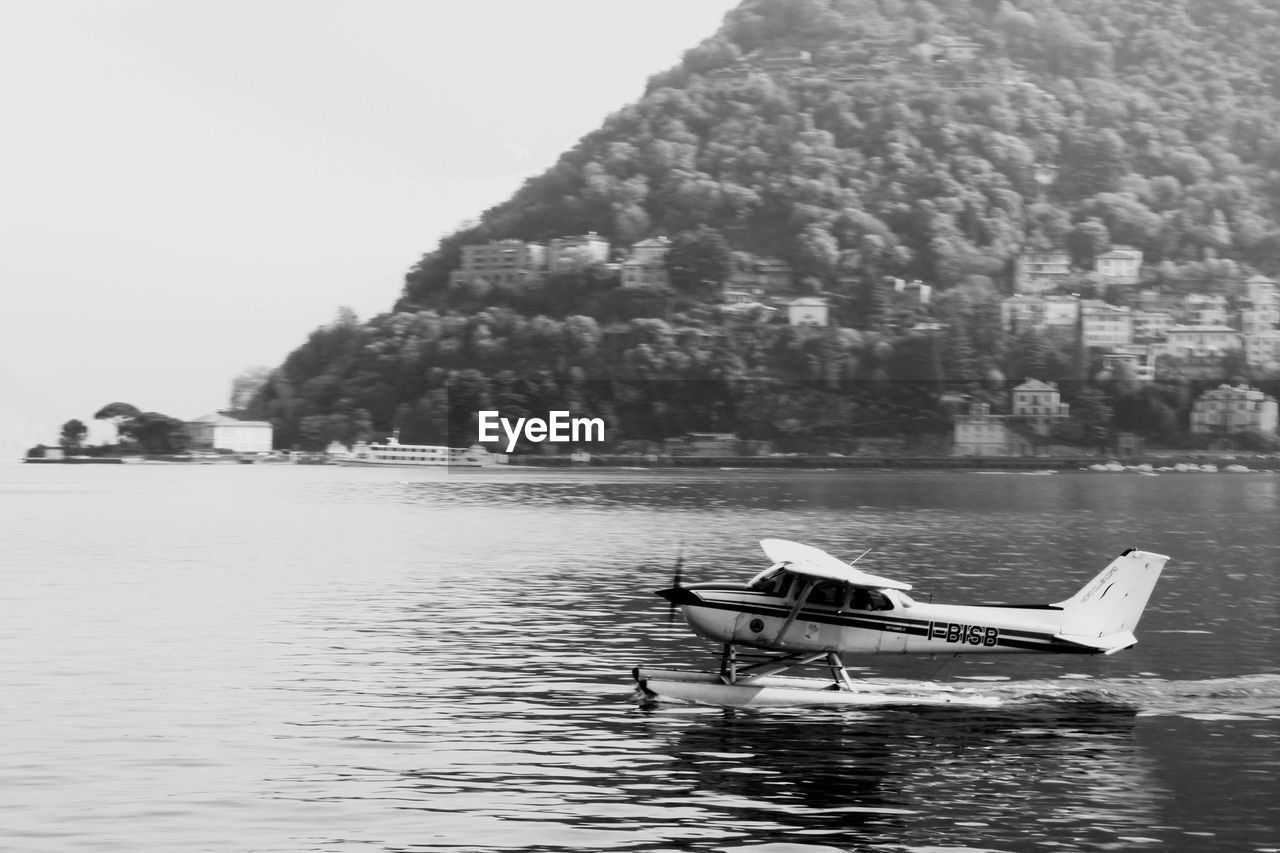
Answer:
[679,590,1090,653]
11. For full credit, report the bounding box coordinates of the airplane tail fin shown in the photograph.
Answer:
[1052,549,1168,653]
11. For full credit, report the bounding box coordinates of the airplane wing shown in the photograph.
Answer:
[759,539,912,591]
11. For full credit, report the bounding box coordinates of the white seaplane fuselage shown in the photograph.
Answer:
[667,581,1084,656]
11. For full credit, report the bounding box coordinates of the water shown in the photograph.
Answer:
[3,464,1279,852]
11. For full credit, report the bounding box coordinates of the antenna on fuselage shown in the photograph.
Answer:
[848,548,872,566]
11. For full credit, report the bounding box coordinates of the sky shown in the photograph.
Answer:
[0,0,739,455]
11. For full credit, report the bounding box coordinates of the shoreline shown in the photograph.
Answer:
[508,453,1280,471]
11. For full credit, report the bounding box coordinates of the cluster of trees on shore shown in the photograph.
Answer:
[35,402,190,457]
[248,0,1280,452]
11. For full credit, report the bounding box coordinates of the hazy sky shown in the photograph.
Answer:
[0,0,738,453]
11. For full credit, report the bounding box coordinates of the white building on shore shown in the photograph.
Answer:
[185,413,273,453]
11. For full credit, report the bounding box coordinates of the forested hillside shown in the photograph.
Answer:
[250,0,1280,452]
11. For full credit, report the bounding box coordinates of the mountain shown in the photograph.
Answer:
[250,0,1280,452]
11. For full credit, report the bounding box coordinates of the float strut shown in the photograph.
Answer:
[827,652,856,692]
[719,643,738,684]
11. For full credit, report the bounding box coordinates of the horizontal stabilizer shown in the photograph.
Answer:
[759,539,912,590]
[1053,631,1138,655]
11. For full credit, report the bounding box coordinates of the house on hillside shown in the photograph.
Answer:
[1001,295,1046,332]
[1010,379,1070,435]
[1244,329,1280,368]
[1099,345,1156,383]
[787,297,829,327]
[1244,275,1279,325]
[729,256,794,294]
[1190,385,1278,435]
[1183,293,1229,326]
[893,278,932,306]
[1081,300,1133,348]
[1015,249,1071,294]
[1094,246,1142,285]
[548,233,611,270]
[1133,310,1175,341]
[450,240,547,289]
[620,237,672,289]
[1162,325,1243,357]
[952,401,1037,456]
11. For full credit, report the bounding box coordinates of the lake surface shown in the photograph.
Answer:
[3,463,1279,852]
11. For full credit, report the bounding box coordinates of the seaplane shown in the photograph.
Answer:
[634,539,1169,708]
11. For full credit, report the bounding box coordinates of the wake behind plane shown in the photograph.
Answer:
[634,539,1169,708]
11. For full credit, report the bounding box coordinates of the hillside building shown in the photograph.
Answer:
[548,233,611,270]
[1015,250,1071,294]
[1002,294,1086,336]
[1244,275,1280,325]
[1183,293,1229,326]
[1244,329,1280,368]
[787,297,829,327]
[450,240,547,289]
[722,284,768,305]
[1190,385,1278,435]
[1001,295,1045,332]
[1042,296,1082,334]
[1081,300,1133,348]
[1161,325,1243,358]
[892,278,932,306]
[1095,246,1142,285]
[730,256,794,293]
[620,237,672,289]
[1010,379,1070,435]
[1132,310,1175,341]
[952,401,1035,457]
[1099,345,1157,383]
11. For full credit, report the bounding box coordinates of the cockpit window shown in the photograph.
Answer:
[753,572,793,598]
[808,581,845,608]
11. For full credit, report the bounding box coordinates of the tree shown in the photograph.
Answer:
[119,412,190,454]
[794,223,840,283]
[1068,386,1114,453]
[59,419,87,450]
[666,227,734,296]
[94,402,142,422]
[229,367,273,412]
[1065,218,1111,268]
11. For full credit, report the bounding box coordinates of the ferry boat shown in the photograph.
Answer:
[335,434,501,468]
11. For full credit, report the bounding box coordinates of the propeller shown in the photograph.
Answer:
[666,543,685,623]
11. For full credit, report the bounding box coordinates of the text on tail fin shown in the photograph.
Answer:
[1055,549,1169,639]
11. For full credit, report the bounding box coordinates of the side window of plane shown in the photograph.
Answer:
[809,581,844,609]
